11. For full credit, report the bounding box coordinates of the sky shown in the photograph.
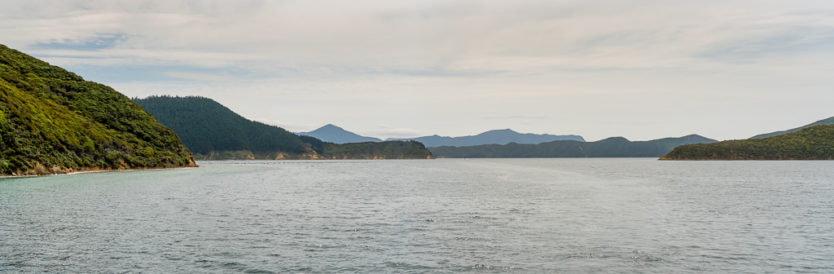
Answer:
[2,0,834,141]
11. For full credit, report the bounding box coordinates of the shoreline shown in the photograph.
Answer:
[0,165,199,179]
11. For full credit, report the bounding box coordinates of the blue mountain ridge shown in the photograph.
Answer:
[388,129,585,147]
[299,124,382,144]
[300,126,585,147]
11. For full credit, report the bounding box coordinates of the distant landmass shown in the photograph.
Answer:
[299,124,382,144]
[134,96,432,160]
[752,116,834,139]
[134,96,308,155]
[661,125,834,160]
[391,129,585,147]
[0,44,195,176]
[431,134,715,158]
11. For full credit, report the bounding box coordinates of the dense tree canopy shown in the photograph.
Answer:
[0,44,194,175]
[134,96,432,160]
[661,125,834,160]
[752,116,834,139]
[134,96,307,155]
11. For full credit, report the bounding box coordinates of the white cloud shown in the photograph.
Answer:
[2,0,834,140]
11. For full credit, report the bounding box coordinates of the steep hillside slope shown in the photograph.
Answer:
[134,96,306,155]
[134,96,432,160]
[0,44,194,175]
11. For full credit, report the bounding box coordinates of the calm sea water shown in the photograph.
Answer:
[1,159,834,273]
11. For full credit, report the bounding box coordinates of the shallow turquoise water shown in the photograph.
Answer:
[2,159,833,272]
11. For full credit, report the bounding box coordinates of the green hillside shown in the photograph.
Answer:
[133,96,306,155]
[0,44,195,175]
[661,125,834,160]
[430,134,715,158]
[752,116,834,139]
[134,96,433,160]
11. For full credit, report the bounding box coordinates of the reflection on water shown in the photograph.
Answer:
[1,159,833,272]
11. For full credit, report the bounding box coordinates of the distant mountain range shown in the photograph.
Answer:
[752,116,834,139]
[3,43,827,170]
[299,124,382,144]
[663,125,834,160]
[298,125,585,147]
[390,129,585,147]
[134,96,432,160]
[431,134,715,158]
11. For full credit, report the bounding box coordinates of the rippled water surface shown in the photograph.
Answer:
[2,159,834,273]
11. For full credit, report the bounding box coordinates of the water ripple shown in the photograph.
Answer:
[1,159,834,272]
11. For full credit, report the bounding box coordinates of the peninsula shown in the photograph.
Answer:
[661,125,834,160]
[0,44,195,175]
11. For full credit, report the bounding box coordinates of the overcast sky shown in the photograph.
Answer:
[2,0,833,141]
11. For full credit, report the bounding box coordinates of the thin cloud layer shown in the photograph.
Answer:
[2,0,833,140]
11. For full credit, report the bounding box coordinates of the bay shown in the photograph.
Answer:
[1,159,833,273]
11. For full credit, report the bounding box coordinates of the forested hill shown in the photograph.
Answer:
[133,96,432,160]
[0,44,195,175]
[134,96,307,155]
[752,116,834,139]
[430,134,715,158]
[661,125,834,160]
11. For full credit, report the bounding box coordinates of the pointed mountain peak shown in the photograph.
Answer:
[320,123,342,130]
[301,124,381,144]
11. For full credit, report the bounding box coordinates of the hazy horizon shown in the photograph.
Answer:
[2,0,833,141]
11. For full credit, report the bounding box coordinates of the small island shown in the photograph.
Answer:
[660,125,834,160]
